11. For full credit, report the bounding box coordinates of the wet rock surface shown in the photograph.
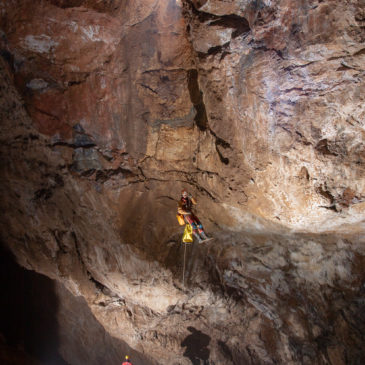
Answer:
[0,0,365,364]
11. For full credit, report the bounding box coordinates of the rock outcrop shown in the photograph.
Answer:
[0,0,364,364]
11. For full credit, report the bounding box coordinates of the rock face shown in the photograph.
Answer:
[0,246,149,365]
[0,0,364,364]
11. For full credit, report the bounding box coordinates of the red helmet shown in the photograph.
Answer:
[181,189,188,197]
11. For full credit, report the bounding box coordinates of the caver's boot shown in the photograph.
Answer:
[193,231,203,243]
[199,231,210,241]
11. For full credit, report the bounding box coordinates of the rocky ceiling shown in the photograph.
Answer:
[0,0,364,364]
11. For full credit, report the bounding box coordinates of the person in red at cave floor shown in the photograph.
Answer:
[177,189,211,243]
[122,355,132,365]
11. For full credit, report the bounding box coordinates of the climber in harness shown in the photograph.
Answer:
[177,189,210,243]
[122,355,132,365]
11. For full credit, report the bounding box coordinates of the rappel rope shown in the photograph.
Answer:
[182,240,187,289]
[181,122,195,289]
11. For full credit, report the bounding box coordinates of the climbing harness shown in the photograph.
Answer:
[176,213,185,225]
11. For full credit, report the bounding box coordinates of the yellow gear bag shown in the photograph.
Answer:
[182,224,193,243]
[176,214,185,226]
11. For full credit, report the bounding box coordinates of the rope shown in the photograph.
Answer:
[181,121,194,289]
[182,241,187,289]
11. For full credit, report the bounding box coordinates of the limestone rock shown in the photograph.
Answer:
[0,0,364,364]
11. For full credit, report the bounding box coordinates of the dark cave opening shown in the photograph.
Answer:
[0,244,69,365]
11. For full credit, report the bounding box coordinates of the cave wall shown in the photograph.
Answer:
[0,0,365,364]
[183,0,365,230]
[0,245,151,365]
[1,0,363,233]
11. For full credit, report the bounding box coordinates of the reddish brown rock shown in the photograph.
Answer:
[0,0,365,364]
